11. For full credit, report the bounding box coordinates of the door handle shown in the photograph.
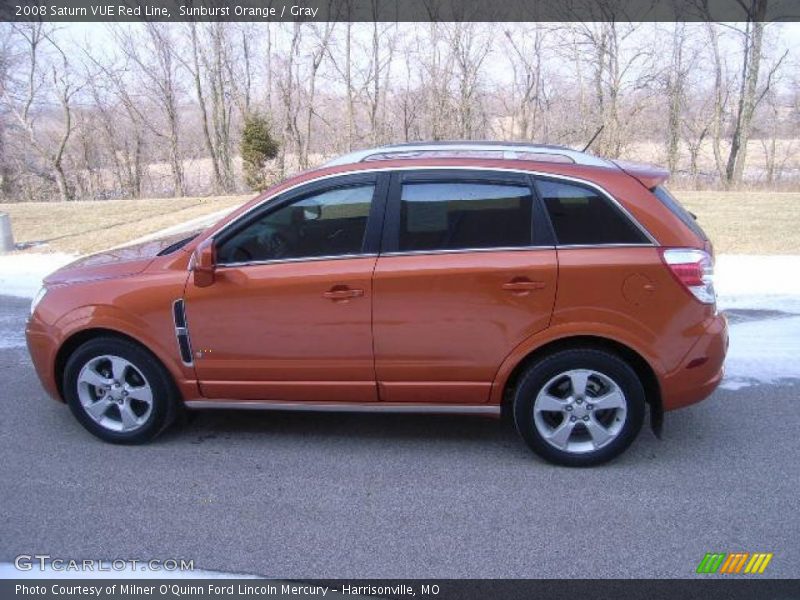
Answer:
[502,279,546,293]
[323,287,365,301]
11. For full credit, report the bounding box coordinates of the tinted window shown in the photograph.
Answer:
[398,182,533,252]
[652,185,707,241]
[537,179,648,245]
[217,184,374,264]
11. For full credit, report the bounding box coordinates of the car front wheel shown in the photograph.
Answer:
[64,337,178,444]
[513,348,645,466]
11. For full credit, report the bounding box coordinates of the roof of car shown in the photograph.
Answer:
[324,141,615,169]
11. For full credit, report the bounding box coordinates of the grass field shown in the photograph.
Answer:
[0,195,249,255]
[0,190,798,255]
[677,191,800,254]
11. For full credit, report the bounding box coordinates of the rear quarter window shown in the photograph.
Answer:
[536,179,649,246]
[652,186,708,241]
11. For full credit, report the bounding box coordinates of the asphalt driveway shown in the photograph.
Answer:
[1,294,798,578]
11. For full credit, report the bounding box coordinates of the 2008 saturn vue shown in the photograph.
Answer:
[26,142,728,466]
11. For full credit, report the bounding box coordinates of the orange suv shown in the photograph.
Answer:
[26,142,728,466]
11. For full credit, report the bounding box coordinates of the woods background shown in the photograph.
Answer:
[0,18,797,203]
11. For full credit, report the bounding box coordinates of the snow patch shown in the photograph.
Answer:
[0,252,77,299]
[720,314,800,390]
[716,255,800,313]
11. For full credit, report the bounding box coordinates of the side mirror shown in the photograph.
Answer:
[192,238,216,288]
[303,205,322,221]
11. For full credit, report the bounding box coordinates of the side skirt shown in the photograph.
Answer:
[184,399,501,416]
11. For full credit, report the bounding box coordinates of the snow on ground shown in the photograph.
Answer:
[720,314,800,390]
[0,252,798,389]
[0,252,77,299]
[716,255,800,313]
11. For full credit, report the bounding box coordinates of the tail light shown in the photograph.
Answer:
[662,248,716,304]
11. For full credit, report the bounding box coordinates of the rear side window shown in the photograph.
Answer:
[652,186,708,241]
[536,179,649,245]
[398,182,533,252]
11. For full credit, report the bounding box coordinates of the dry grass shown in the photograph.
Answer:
[0,195,250,254]
[674,190,800,254]
[0,190,797,255]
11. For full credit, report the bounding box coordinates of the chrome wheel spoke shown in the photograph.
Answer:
[119,401,141,431]
[536,393,565,413]
[592,389,625,410]
[85,397,112,420]
[109,357,129,382]
[545,419,576,449]
[126,382,153,406]
[568,370,590,397]
[79,368,111,389]
[585,415,614,448]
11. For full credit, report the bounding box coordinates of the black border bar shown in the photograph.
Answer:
[3,579,800,599]
[2,0,800,23]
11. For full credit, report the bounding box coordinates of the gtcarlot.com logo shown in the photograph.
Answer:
[696,552,773,574]
[14,554,195,573]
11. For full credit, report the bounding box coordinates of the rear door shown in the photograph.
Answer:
[373,169,558,404]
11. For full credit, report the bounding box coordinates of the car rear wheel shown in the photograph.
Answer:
[513,348,645,466]
[64,337,178,444]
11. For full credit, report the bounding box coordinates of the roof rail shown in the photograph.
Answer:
[323,141,614,168]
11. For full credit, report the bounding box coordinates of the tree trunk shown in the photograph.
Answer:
[725,3,767,185]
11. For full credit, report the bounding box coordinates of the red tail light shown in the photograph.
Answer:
[662,248,716,304]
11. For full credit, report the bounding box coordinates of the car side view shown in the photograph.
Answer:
[26,142,728,466]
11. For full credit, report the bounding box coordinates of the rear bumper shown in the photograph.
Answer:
[661,312,728,411]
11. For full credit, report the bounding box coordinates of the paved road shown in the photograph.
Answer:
[1,294,798,578]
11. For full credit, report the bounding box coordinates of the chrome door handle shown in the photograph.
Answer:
[323,287,365,301]
[502,279,546,292]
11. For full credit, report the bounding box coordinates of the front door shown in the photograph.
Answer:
[184,173,387,402]
[373,170,558,403]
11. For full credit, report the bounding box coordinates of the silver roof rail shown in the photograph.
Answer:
[323,141,614,168]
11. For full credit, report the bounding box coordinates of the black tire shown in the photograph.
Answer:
[512,348,645,467]
[63,336,179,444]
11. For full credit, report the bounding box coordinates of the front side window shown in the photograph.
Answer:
[536,179,649,245]
[398,182,533,252]
[217,184,375,264]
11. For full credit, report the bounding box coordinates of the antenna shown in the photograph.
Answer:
[582,125,605,153]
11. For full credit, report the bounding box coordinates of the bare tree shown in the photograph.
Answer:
[2,24,79,201]
[665,23,688,174]
[276,22,303,176]
[362,19,397,145]
[503,24,549,141]
[447,22,491,140]
[571,21,650,158]
[1,21,798,202]
[301,22,335,169]
[723,1,788,185]
[418,23,456,140]
[113,23,186,197]
[81,44,149,198]
[185,22,237,194]
[0,26,13,198]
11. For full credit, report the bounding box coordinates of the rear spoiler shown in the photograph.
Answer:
[612,160,669,189]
